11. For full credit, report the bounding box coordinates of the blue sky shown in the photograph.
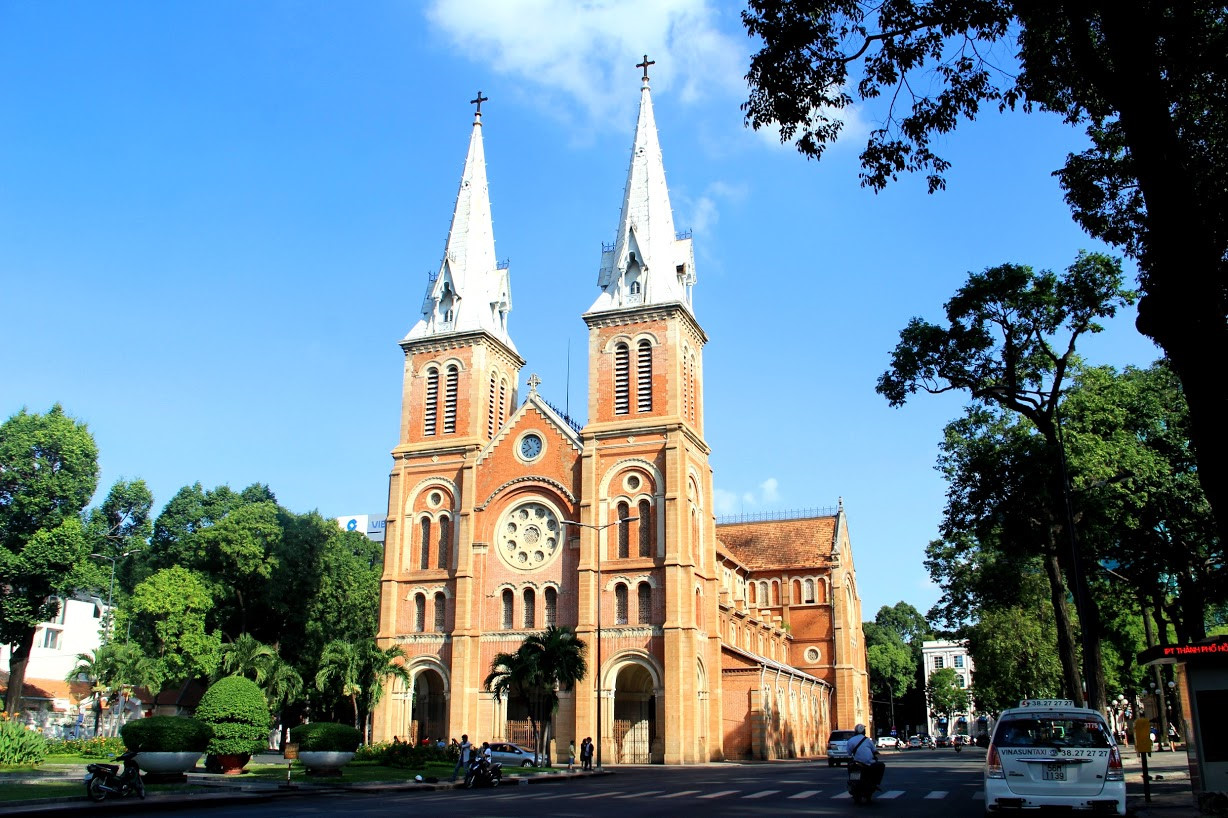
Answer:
[0,1,1160,619]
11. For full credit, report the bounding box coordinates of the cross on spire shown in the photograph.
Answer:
[637,54,655,81]
[470,90,488,114]
[527,373,541,393]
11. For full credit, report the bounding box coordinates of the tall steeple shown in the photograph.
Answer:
[405,92,516,351]
[590,56,696,315]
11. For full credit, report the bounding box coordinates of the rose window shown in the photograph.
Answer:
[497,501,562,571]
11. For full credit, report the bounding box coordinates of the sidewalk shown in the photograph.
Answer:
[1121,747,1205,817]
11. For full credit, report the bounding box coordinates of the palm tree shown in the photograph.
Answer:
[217,633,275,684]
[316,640,365,730]
[359,643,410,744]
[484,626,587,765]
[264,656,304,748]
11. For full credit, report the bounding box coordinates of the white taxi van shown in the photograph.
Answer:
[984,699,1125,815]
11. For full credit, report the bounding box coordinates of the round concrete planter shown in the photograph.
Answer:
[134,751,203,783]
[299,750,355,776]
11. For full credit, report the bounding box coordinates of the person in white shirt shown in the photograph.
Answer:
[847,724,884,789]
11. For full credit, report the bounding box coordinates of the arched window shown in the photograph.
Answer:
[617,502,630,559]
[614,342,630,415]
[544,587,557,627]
[433,592,446,631]
[637,499,652,557]
[636,339,652,412]
[498,377,508,427]
[771,582,780,606]
[637,582,652,624]
[443,364,459,434]
[748,583,757,605]
[804,578,815,604]
[487,372,497,437]
[523,588,536,629]
[419,518,432,570]
[615,584,628,625]
[414,594,425,633]
[694,588,702,625]
[792,579,802,605]
[424,367,439,435]
[501,589,514,630]
[437,516,451,570]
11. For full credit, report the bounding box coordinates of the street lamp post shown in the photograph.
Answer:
[89,548,142,637]
[561,515,638,772]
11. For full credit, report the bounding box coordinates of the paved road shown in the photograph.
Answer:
[131,749,992,818]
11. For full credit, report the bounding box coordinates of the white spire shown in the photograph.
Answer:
[591,56,696,315]
[405,93,516,351]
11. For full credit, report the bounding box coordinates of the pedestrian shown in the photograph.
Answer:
[452,734,471,781]
[580,736,593,771]
[568,739,576,772]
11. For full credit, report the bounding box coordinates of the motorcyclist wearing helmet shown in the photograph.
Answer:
[848,724,884,789]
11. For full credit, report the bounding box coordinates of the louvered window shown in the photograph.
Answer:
[638,499,652,557]
[637,582,652,624]
[433,592,446,631]
[437,516,450,570]
[414,594,425,633]
[419,518,432,570]
[617,502,630,559]
[523,588,535,629]
[544,587,557,626]
[499,378,508,426]
[615,584,628,625]
[637,340,652,412]
[614,343,630,415]
[502,590,514,629]
[424,368,439,435]
[487,373,497,437]
[443,365,458,433]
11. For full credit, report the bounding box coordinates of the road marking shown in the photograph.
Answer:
[833,791,852,799]
[532,792,575,799]
[744,790,779,799]
[789,789,821,799]
[880,790,905,799]
[925,791,949,799]
[575,791,619,799]
[616,791,663,798]
[698,790,739,799]
[658,790,700,799]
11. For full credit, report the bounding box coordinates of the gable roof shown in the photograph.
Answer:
[716,515,838,572]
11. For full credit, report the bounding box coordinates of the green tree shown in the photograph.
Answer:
[927,666,971,731]
[315,639,365,731]
[878,253,1134,711]
[742,0,1228,550]
[0,405,99,712]
[357,643,410,744]
[484,626,588,765]
[864,602,932,732]
[125,566,221,694]
[264,656,304,748]
[217,633,276,684]
[193,501,281,638]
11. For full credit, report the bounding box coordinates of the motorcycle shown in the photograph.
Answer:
[464,756,503,788]
[954,740,963,753]
[84,750,145,802]
[846,760,883,805]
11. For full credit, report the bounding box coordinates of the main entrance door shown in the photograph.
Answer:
[612,664,655,763]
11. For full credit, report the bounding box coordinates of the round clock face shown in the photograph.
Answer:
[520,433,543,460]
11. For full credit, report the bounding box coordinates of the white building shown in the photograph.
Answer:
[922,639,979,737]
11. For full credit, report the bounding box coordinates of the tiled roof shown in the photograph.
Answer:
[716,516,837,571]
[0,672,93,704]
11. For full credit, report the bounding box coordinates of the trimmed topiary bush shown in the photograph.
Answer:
[194,676,269,757]
[121,716,212,753]
[289,722,361,752]
[0,717,48,767]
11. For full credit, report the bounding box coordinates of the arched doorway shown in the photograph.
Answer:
[613,664,656,763]
[411,669,447,744]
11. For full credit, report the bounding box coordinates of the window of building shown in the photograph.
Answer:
[419,518,432,570]
[637,582,652,624]
[437,516,451,570]
[956,674,966,688]
[433,592,446,632]
[498,377,508,427]
[502,590,514,630]
[544,587,557,627]
[414,595,425,633]
[488,373,497,437]
[615,584,628,625]
[40,628,61,650]
[637,499,652,557]
[934,656,945,669]
[954,655,964,668]
[636,340,652,412]
[523,588,536,629]
[443,364,459,434]
[804,578,815,604]
[617,502,630,559]
[614,343,630,415]
[53,597,67,624]
[424,367,439,435]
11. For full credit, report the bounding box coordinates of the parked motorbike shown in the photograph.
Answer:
[464,756,503,788]
[84,750,145,802]
[846,760,882,804]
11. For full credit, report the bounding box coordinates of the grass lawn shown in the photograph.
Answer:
[0,780,84,802]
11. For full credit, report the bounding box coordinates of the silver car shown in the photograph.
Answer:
[984,700,1125,814]
[487,741,540,767]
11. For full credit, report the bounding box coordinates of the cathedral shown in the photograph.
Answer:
[373,63,869,763]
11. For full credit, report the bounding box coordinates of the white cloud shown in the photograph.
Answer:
[759,477,779,503]
[677,179,746,236]
[424,0,746,130]
[713,488,739,516]
[713,476,782,517]
[749,96,872,153]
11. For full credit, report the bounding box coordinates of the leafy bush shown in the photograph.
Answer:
[194,676,269,756]
[121,716,212,752]
[0,718,48,766]
[360,739,453,768]
[289,722,361,752]
[47,735,126,758]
